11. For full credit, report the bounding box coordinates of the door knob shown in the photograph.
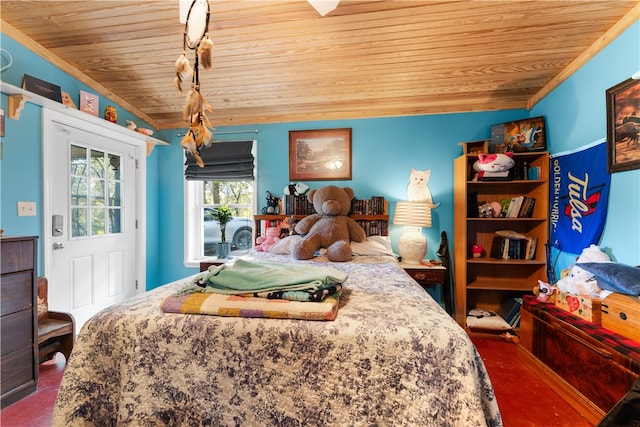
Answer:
[53,242,65,250]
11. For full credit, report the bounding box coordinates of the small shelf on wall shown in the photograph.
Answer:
[0,81,169,155]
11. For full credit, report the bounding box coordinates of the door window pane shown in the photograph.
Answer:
[69,144,125,237]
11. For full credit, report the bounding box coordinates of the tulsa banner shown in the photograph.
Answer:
[550,140,611,254]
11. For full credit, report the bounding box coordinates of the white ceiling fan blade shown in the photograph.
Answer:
[308,0,340,16]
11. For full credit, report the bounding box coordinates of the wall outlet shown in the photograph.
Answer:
[17,201,36,216]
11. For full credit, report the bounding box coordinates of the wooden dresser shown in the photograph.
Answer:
[518,295,640,425]
[1,236,39,408]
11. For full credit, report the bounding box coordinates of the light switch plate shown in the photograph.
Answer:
[17,201,36,216]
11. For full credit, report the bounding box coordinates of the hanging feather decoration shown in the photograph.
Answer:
[181,130,204,168]
[197,34,214,69]
[174,52,193,92]
[177,0,214,168]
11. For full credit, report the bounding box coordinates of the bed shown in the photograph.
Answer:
[52,244,502,426]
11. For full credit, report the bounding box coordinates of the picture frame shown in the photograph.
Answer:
[489,116,546,153]
[80,90,99,116]
[289,128,352,181]
[606,77,640,173]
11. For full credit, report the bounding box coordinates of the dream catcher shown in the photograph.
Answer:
[176,0,215,168]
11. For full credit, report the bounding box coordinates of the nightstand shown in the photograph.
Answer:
[400,262,451,315]
[199,259,227,272]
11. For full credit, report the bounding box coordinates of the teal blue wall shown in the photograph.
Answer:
[157,110,527,284]
[2,21,638,290]
[530,21,640,266]
[0,34,161,280]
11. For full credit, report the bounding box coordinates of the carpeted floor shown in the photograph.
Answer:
[3,339,595,426]
[472,335,593,427]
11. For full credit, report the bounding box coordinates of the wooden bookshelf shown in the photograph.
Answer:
[453,152,550,327]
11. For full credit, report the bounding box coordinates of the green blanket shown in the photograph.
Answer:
[191,260,348,295]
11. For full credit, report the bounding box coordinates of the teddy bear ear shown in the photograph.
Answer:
[342,187,355,199]
[307,189,316,202]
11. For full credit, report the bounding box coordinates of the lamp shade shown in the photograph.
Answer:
[393,202,432,227]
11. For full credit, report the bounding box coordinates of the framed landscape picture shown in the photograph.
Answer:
[490,116,546,153]
[606,77,640,173]
[289,128,352,181]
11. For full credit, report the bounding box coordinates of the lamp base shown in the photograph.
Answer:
[398,226,427,265]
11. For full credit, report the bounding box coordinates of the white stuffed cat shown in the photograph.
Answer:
[407,168,435,205]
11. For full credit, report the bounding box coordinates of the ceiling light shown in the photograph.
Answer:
[307,0,340,16]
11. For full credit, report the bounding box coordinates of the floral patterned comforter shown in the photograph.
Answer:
[52,253,502,426]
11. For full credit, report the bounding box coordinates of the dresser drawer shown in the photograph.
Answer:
[1,310,34,356]
[0,271,33,316]
[1,345,36,397]
[1,239,35,274]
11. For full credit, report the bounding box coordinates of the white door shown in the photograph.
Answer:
[44,116,138,331]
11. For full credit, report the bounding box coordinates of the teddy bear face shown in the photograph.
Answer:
[308,186,354,216]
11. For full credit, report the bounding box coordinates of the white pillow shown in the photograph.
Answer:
[267,235,395,257]
[465,309,511,330]
[351,236,395,256]
[268,235,301,254]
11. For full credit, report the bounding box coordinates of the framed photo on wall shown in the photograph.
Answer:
[606,77,640,173]
[289,128,352,181]
[489,116,546,153]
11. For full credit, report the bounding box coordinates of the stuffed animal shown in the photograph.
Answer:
[533,280,558,303]
[261,191,280,214]
[291,185,366,262]
[283,182,310,197]
[256,227,281,252]
[478,202,494,218]
[473,152,515,173]
[556,244,611,297]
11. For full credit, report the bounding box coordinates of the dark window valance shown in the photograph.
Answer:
[184,140,255,181]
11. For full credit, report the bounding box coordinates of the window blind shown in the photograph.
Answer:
[184,140,254,181]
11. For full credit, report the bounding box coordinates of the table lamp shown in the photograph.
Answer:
[393,201,432,264]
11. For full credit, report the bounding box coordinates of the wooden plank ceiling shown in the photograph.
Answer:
[1,0,638,130]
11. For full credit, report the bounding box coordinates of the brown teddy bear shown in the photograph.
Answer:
[292,185,366,262]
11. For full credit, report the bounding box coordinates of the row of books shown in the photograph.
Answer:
[350,196,386,215]
[281,195,387,216]
[355,220,388,236]
[496,297,523,329]
[281,195,315,215]
[499,196,536,218]
[489,235,538,260]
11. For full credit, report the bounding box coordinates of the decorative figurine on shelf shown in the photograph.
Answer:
[104,105,117,123]
[261,191,280,214]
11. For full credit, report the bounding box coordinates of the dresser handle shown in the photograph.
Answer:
[415,273,426,280]
[551,323,613,359]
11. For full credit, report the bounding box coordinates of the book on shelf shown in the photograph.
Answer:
[489,235,534,260]
[350,196,386,215]
[496,297,523,327]
[527,165,541,180]
[478,170,511,181]
[495,196,536,218]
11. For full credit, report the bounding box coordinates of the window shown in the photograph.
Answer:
[70,144,123,238]
[184,140,256,266]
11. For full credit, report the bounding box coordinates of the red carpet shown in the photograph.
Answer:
[3,341,594,426]
[472,335,593,427]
